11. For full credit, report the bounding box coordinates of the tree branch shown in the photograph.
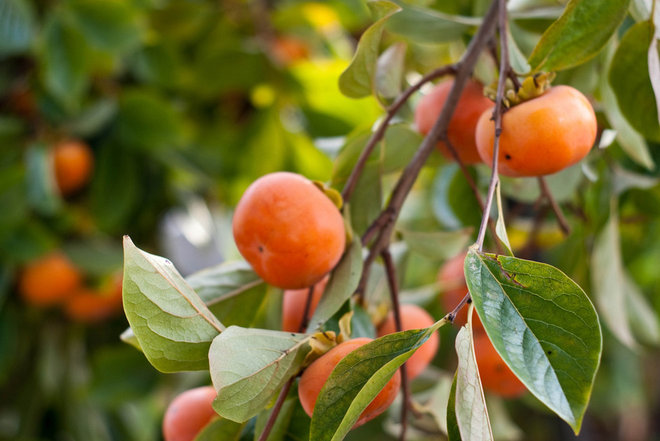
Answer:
[357,0,501,291]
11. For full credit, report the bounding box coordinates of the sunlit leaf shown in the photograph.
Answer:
[338,1,401,98]
[609,21,660,142]
[122,237,223,372]
[528,0,630,72]
[209,327,311,422]
[375,42,407,100]
[465,249,602,433]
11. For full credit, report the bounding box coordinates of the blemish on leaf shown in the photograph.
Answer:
[505,154,512,160]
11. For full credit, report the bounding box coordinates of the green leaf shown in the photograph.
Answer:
[62,237,123,276]
[306,239,362,332]
[120,327,141,351]
[186,261,270,328]
[386,4,473,44]
[25,142,61,216]
[68,0,142,52]
[67,98,118,137]
[494,182,513,255]
[193,418,244,441]
[338,1,402,98]
[465,249,602,434]
[0,0,35,56]
[600,59,654,170]
[90,141,140,232]
[309,329,437,441]
[375,42,407,100]
[399,228,472,261]
[209,327,311,422]
[625,273,660,346]
[446,374,462,441]
[609,21,660,142]
[117,89,185,151]
[591,204,636,348]
[432,164,482,229]
[254,396,298,441]
[528,0,630,72]
[40,15,89,111]
[507,27,531,74]
[453,325,493,441]
[500,164,583,204]
[122,236,223,372]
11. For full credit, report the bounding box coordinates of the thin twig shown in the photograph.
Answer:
[476,0,509,252]
[342,65,458,202]
[357,0,501,292]
[256,284,316,441]
[256,378,294,441]
[381,249,410,441]
[299,285,316,332]
[537,176,571,236]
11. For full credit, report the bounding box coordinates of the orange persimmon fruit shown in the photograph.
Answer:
[233,172,345,290]
[298,338,401,428]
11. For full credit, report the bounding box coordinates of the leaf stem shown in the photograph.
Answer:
[381,249,410,441]
[475,0,509,252]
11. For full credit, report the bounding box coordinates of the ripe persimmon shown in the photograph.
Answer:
[163,386,218,441]
[282,275,328,332]
[298,338,401,428]
[474,333,526,398]
[232,172,345,290]
[18,252,82,307]
[376,304,439,379]
[475,85,597,177]
[438,252,483,332]
[53,139,94,196]
[414,78,493,164]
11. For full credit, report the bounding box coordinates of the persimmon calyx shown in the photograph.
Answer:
[484,72,557,108]
[312,180,344,210]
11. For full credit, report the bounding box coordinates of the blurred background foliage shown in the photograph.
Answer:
[1,0,660,440]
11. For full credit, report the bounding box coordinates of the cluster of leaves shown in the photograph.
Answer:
[0,0,383,440]
[120,1,660,441]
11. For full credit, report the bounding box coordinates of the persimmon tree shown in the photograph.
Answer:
[116,1,660,441]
